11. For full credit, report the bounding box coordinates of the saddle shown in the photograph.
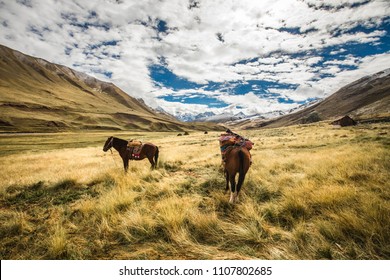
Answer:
[219,134,253,153]
[219,133,254,164]
[127,139,142,147]
[127,139,143,159]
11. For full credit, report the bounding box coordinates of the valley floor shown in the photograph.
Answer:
[0,122,389,259]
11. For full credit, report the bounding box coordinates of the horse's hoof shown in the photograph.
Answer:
[229,192,237,204]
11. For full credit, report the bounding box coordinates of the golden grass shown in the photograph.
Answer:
[0,122,389,259]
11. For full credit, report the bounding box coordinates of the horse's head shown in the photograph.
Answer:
[103,136,114,152]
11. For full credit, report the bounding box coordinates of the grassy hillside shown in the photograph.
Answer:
[0,44,221,132]
[0,123,389,259]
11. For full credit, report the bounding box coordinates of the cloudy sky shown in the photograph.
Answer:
[1,0,389,118]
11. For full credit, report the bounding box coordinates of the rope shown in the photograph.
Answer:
[109,148,120,168]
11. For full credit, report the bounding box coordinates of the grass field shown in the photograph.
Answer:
[0,122,389,259]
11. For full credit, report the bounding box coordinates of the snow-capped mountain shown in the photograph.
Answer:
[197,111,246,122]
[173,100,322,124]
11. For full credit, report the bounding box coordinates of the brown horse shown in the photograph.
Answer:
[224,146,251,203]
[103,136,159,172]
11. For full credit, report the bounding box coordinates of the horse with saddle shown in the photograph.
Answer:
[219,129,254,203]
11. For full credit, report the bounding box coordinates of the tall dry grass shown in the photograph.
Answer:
[0,122,389,259]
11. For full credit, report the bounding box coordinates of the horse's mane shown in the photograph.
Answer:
[113,137,128,146]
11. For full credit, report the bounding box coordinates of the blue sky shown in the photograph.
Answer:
[1,0,389,118]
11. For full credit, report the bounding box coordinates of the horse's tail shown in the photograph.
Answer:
[237,149,246,192]
[154,146,159,167]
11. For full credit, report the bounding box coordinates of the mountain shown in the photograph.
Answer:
[189,111,216,122]
[190,111,258,123]
[179,99,321,125]
[171,111,214,122]
[237,69,390,129]
[198,111,247,123]
[0,44,222,132]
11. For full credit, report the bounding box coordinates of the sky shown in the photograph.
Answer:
[1,0,389,119]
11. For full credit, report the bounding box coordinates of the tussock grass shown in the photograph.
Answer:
[0,123,389,259]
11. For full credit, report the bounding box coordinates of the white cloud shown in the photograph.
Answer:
[217,92,298,115]
[153,99,212,117]
[316,52,390,94]
[286,84,326,102]
[324,55,359,66]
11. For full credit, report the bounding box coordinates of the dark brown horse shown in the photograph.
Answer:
[224,146,251,203]
[103,136,159,172]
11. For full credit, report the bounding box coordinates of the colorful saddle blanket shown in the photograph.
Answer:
[219,134,253,155]
[127,139,143,159]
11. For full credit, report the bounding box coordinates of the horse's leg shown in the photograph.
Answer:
[236,150,250,201]
[236,173,246,195]
[153,147,159,168]
[147,155,155,169]
[225,170,229,193]
[229,173,237,203]
[123,157,129,173]
[235,173,246,203]
[236,165,248,197]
